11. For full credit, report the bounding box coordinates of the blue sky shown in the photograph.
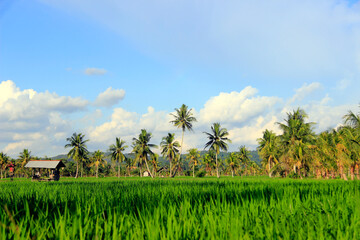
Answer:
[0,0,359,157]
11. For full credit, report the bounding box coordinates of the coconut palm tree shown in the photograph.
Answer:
[226,152,239,177]
[277,108,315,177]
[65,132,89,178]
[80,154,90,177]
[338,127,359,180]
[313,129,348,180]
[91,150,106,178]
[202,152,215,176]
[248,160,260,176]
[238,146,252,176]
[132,129,157,178]
[124,156,133,177]
[343,106,360,180]
[18,149,32,168]
[150,153,160,177]
[313,132,332,178]
[109,137,128,178]
[0,152,9,179]
[343,105,360,129]
[257,130,280,177]
[160,133,180,176]
[132,147,144,177]
[204,123,231,178]
[170,104,197,177]
[18,149,32,177]
[187,148,200,177]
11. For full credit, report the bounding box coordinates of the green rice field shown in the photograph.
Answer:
[0,177,359,239]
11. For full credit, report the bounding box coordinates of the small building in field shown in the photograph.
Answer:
[143,170,151,177]
[25,160,66,181]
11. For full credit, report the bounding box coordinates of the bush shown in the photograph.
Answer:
[130,169,140,176]
[288,172,300,179]
[196,171,206,178]
[184,170,191,176]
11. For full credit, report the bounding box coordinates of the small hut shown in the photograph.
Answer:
[25,160,65,181]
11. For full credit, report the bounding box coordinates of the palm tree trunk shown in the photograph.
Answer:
[118,161,120,178]
[215,153,220,178]
[0,169,2,179]
[340,164,348,180]
[152,163,157,177]
[193,165,195,177]
[350,165,355,180]
[171,131,185,178]
[75,159,79,178]
[144,157,154,178]
[268,157,272,177]
[96,165,98,178]
[140,163,142,177]
[356,164,359,180]
[231,168,234,177]
[169,156,172,177]
[316,169,321,179]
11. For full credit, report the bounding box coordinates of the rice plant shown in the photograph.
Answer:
[0,177,359,239]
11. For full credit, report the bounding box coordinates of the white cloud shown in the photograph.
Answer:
[87,86,282,152]
[229,116,280,149]
[0,80,356,157]
[87,82,355,152]
[302,102,357,132]
[84,68,107,76]
[0,80,88,157]
[94,87,125,107]
[289,82,322,103]
[87,106,173,151]
[198,86,280,127]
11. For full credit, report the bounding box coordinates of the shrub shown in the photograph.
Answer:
[184,170,191,176]
[196,171,206,177]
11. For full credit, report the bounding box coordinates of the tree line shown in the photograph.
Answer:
[0,104,359,180]
[258,106,360,180]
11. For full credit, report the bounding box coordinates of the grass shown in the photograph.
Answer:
[0,177,359,239]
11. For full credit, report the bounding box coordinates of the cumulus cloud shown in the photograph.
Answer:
[94,87,125,107]
[87,106,172,151]
[84,68,107,76]
[229,116,280,149]
[198,86,280,127]
[0,80,356,156]
[0,80,88,157]
[88,82,356,152]
[0,81,88,122]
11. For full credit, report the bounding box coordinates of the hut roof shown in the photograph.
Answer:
[25,160,66,169]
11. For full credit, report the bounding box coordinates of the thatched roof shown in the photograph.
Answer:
[25,160,65,169]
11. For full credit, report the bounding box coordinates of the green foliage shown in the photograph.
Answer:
[195,171,206,177]
[0,178,359,239]
[184,170,191,176]
[130,168,140,176]
[132,129,157,178]
[170,104,197,132]
[204,123,231,178]
[65,133,89,178]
